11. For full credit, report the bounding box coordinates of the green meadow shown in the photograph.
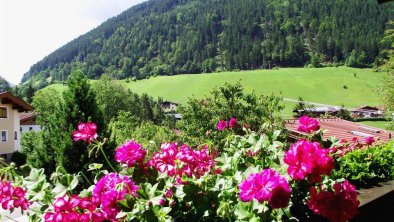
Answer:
[122,66,384,108]
[45,66,387,119]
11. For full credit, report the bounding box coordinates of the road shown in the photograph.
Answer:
[283,98,343,108]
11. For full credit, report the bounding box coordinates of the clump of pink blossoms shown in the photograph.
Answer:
[217,120,228,131]
[284,139,334,183]
[147,142,179,176]
[147,142,215,179]
[307,180,359,222]
[72,122,98,143]
[365,136,375,146]
[329,137,371,157]
[44,195,104,222]
[0,181,31,211]
[297,116,320,133]
[238,168,291,209]
[92,173,139,221]
[115,140,146,167]
[228,117,237,128]
[176,144,216,178]
[217,117,238,131]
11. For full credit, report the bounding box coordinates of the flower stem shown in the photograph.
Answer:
[80,171,93,186]
[281,208,289,219]
[4,215,19,222]
[99,146,117,172]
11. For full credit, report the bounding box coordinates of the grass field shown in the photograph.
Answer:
[44,67,386,117]
[122,67,384,107]
[358,120,391,129]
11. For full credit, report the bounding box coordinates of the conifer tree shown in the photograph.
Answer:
[62,70,103,173]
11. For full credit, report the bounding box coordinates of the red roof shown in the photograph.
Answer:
[285,118,393,143]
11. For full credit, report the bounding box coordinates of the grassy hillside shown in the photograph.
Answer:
[44,66,391,128]
[46,67,385,116]
[122,67,384,107]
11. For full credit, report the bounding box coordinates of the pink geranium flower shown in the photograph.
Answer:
[307,180,359,222]
[228,117,237,128]
[284,139,334,183]
[148,143,215,179]
[147,142,179,176]
[0,181,31,211]
[44,195,105,222]
[217,120,228,131]
[238,168,291,209]
[72,122,98,143]
[115,140,146,167]
[176,144,215,178]
[365,136,375,146]
[297,116,320,133]
[92,173,139,221]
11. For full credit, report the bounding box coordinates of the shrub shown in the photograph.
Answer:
[177,81,284,146]
[11,151,27,167]
[332,141,394,188]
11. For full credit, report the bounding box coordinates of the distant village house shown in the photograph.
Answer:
[20,113,40,133]
[350,105,385,119]
[160,101,179,112]
[296,106,340,117]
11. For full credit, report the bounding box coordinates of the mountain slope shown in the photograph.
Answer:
[22,0,394,85]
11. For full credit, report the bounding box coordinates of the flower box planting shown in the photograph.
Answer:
[0,115,393,222]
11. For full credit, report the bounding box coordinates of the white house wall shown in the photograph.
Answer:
[21,125,41,133]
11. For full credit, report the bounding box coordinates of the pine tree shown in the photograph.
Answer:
[62,70,103,173]
[22,88,69,175]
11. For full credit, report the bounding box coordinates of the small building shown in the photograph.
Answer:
[350,106,385,119]
[161,101,179,112]
[0,92,34,160]
[297,106,340,117]
[285,117,393,143]
[165,113,182,121]
[20,112,40,133]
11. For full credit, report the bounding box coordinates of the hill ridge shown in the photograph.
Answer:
[21,0,393,89]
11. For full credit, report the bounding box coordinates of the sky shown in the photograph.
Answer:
[0,0,146,85]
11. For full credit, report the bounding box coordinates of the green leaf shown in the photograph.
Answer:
[234,202,252,220]
[88,163,103,171]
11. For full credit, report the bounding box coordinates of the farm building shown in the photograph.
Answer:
[296,106,340,117]
[20,112,40,133]
[350,105,385,119]
[160,101,179,112]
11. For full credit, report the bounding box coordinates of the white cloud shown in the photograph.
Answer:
[0,0,146,85]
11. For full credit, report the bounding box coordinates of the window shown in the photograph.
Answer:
[1,131,7,142]
[0,107,7,118]
[14,131,18,140]
[29,127,33,131]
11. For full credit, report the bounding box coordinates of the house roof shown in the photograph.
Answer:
[0,91,34,112]
[285,118,393,143]
[20,113,37,125]
[351,105,380,112]
[303,106,340,113]
[161,101,179,106]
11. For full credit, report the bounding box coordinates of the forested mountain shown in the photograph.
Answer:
[0,76,11,92]
[22,0,394,86]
